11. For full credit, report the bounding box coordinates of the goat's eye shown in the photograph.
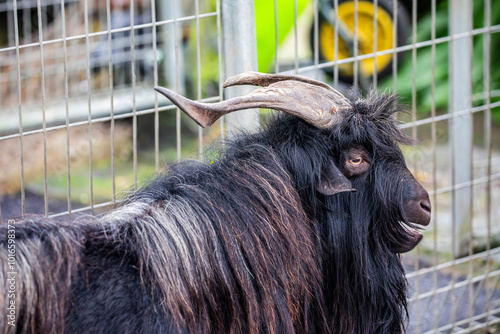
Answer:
[349,157,363,166]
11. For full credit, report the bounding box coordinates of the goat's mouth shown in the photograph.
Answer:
[393,199,431,253]
[393,223,424,253]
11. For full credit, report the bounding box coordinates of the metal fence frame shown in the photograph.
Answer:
[0,0,498,333]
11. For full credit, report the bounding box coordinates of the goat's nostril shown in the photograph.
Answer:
[420,199,431,214]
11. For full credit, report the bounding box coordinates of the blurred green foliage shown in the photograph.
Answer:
[254,0,309,72]
[381,0,500,122]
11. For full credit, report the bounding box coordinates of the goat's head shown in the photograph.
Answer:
[329,91,431,254]
[155,72,431,254]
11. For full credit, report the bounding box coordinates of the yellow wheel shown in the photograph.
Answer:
[313,0,409,82]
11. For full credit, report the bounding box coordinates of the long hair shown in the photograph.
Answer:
[0,219,83,334]
[100,144,326,333]
[1,140,325,334]
[1,91,421,334]
[257,92,417,333]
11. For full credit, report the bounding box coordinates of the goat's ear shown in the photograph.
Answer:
[317,159,356,195]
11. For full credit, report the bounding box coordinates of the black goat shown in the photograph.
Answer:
[0,72,430,334]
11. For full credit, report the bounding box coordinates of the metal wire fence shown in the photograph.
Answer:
[0,0,498,333]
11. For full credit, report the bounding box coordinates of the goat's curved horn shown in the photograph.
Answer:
[224,71,340,94]
[155,72,352,129]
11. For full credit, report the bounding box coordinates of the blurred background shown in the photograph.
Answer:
[0,0,499,332]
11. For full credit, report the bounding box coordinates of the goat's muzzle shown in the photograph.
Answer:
[396,179,431,253]
[404,183,431,227]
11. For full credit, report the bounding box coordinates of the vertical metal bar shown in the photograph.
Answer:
[313,0,319,75]
[274,0,279,74]
[157,0,184,159]
[483,0,493,327]
[23,0,30,44]
[448,2,458,329]
[43,2,48,43]
[99,1,106,49]
[353,0,358,89]
[60,0,72,218]
[410,1,420,332]
[293,0,299,73]
[83,0,94,214]
[130,0,138,187]
[372,0,378,87]
[430,0,440,330]
[221,0,259,136]
[449,0,473,259]
[87,0,93,36]
[195,0,203,160]
[13,0,25,217]
[173,0,181,161]
[216,0,225,144]
[334,0,339,87]
[411,0,417,140]
[158,1,177,92]
[37,0,49,217]
[106,0,116,204]
[7,3,14,47]
[391,0,398,92]
[409,0,417,165]
[151,0,159,174]
[466,2,475,330]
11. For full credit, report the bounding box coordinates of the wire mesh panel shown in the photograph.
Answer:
[0,0,225,219]
[0,0,499,333]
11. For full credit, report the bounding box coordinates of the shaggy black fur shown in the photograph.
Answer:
[0,92,427,334]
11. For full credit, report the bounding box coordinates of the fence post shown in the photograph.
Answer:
[449,0,473,258]
[221,0,259,135]
[158,0,185,94]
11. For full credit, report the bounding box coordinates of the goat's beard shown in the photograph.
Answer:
[321,194,409,334]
